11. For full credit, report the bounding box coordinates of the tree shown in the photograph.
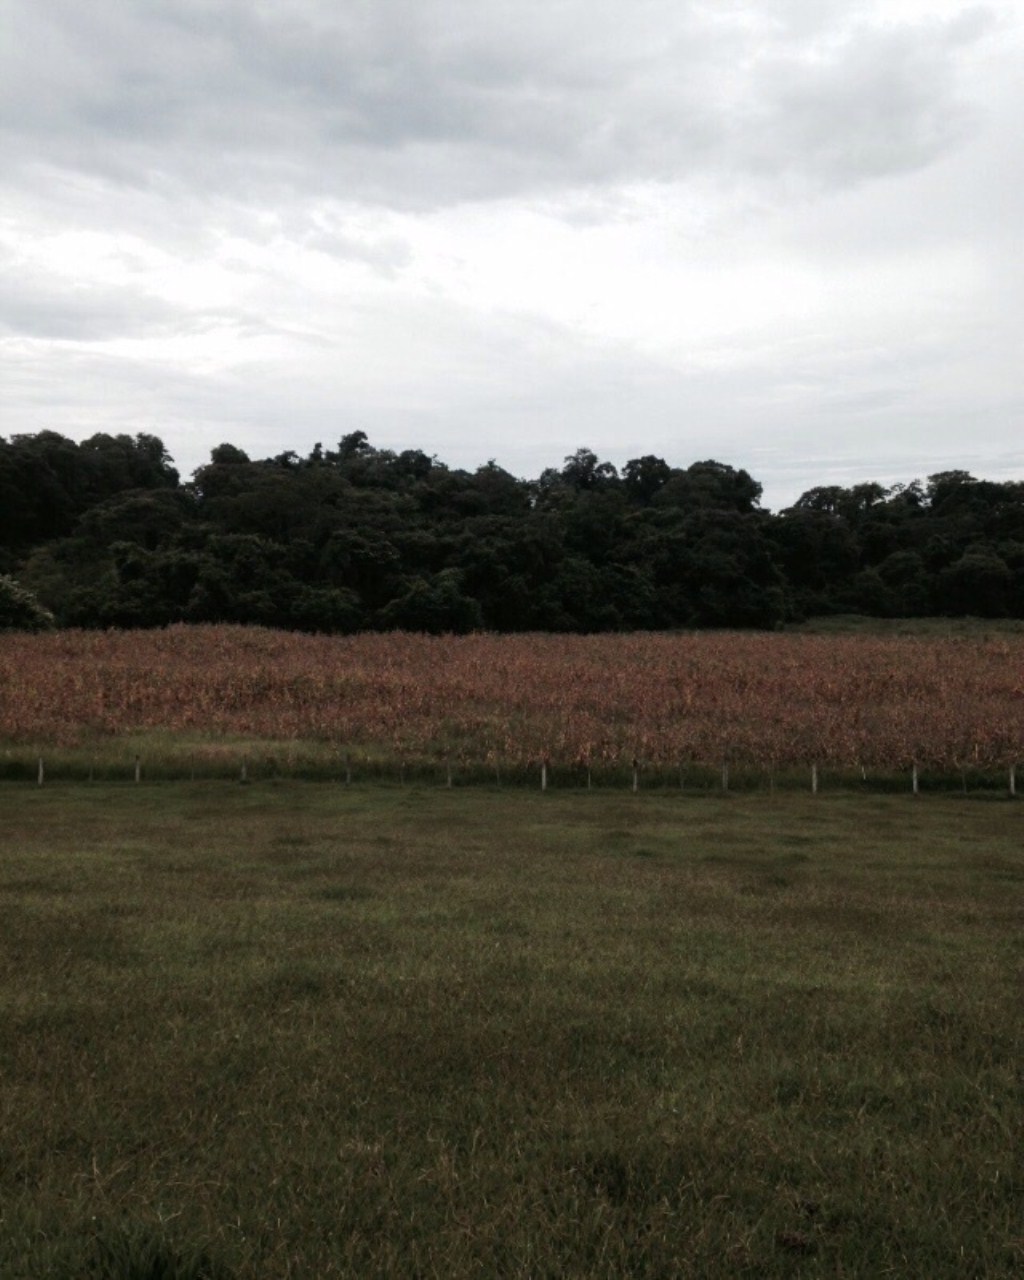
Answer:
[622,455,671,504]
[926,470,976,511]
[81,432,179,491]
[290,586,365,633]
[186,534,299,627]
[768,509,860,616]
[75,489,193,552]
[655,460,762,513]
[209,442,250,466]
[0,575,55,631]
[560,448,619,492]
[376,571,483,634]
[334,430,372,461]
[876,551,932,616]
[791,482,887,526]
[935,549,1012,617]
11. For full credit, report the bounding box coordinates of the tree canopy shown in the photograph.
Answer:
[3,431,1023,632]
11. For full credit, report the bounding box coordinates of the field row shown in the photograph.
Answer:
[2,625,1024,770]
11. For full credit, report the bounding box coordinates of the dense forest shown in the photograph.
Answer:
[2,429,1023,632]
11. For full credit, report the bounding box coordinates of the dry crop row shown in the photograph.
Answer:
[2,626,1023,774]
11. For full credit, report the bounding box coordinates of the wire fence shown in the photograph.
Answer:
[6,750,1019,797]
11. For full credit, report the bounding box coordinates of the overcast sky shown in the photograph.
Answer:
[2,0,1021,510]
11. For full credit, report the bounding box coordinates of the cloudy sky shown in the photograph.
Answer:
[2,0,1021,509]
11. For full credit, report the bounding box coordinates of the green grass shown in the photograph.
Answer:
[3,732,1019,796]
[790,613,1024,635]
[1,785,1021,1277]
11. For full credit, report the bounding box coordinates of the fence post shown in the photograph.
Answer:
[911,762,919,795]
[811,763,819,795]
[37,756,44,787]
[541,759,548,792]
[632,757,639,793]
[1010,764,1017,798]
[134,755,141,784]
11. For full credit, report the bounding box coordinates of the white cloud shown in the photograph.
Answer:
[0,0,1021,509]
[3,0,996,203]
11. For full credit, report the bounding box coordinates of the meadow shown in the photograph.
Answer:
[1,783,1021,1278]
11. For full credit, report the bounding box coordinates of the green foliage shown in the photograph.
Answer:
[936,548,1013,617]
[0,573,55,631]
[376,569,483,633]
[5,431,1024,630]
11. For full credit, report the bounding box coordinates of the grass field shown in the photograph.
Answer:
[1,784,1021,1277]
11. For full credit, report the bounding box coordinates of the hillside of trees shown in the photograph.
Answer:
[2,429,1023,633]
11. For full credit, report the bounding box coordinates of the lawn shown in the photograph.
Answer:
[1,784,1021,1277]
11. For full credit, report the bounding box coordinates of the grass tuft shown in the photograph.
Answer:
[85,1222,234,1280]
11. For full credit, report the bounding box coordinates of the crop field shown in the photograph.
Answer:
[0,784,1021,1278]
[1,626,1023,785]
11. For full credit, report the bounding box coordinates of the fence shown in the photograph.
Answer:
[7,749,1019,797]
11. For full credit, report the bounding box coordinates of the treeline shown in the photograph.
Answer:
[2,429,1023,632]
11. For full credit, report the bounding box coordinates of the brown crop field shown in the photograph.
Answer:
[2,625,1023,780]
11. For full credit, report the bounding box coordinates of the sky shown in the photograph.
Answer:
[1,0,1021,511]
